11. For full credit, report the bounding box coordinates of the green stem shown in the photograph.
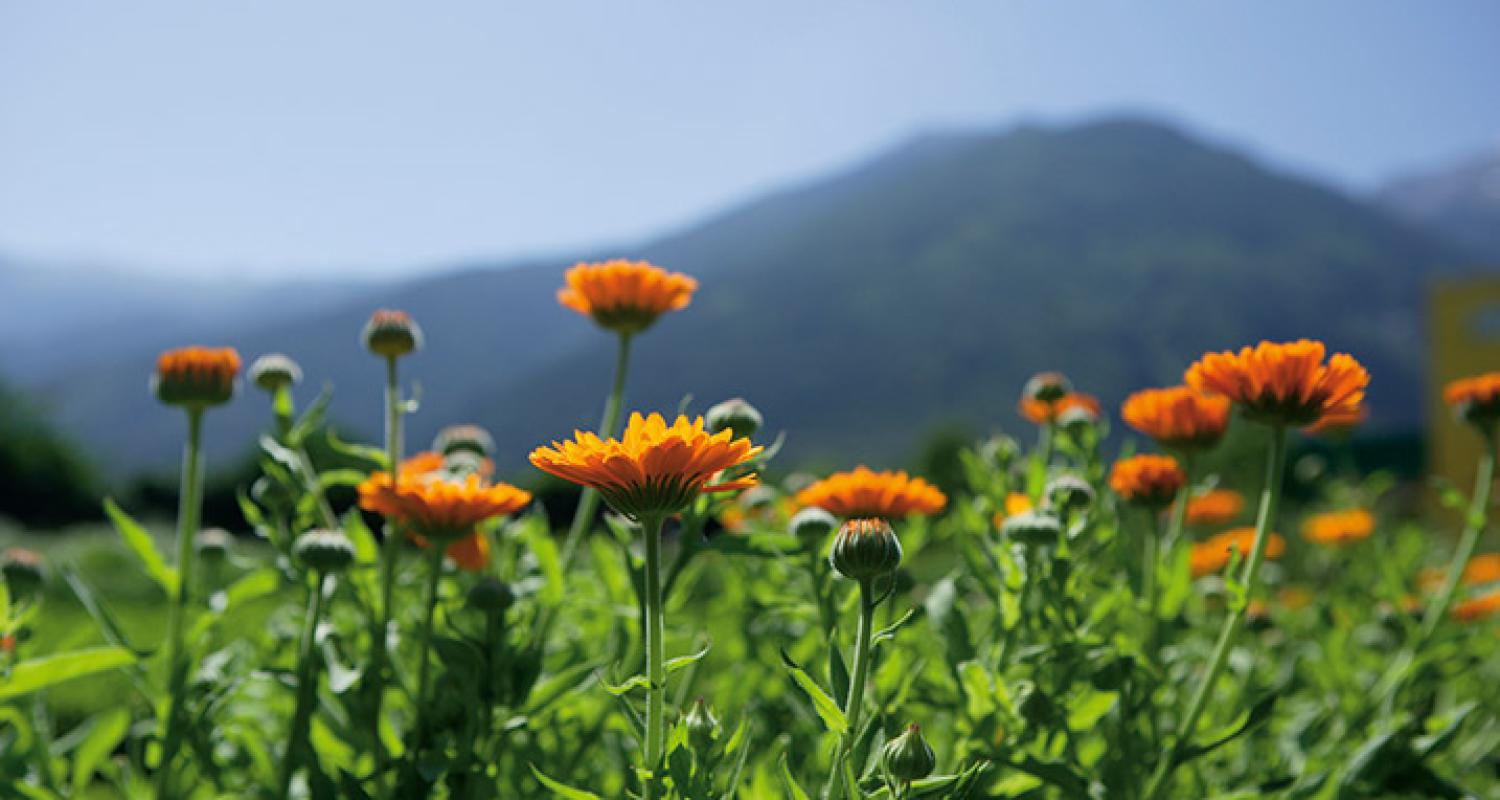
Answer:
[1145,461,1193,658]
[155,408,205,799]
[1143,425,1287,800]
[370,356,403,773]
[277,571,329,800]
[823,578,876,800]
[561,333,633,571]
[642,514,667,800]
[411,545,445,755]
[1418,433,1496,640]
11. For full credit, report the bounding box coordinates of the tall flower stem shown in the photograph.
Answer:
[277,571,329,800]
[155,408,205,799]
[561,333,633,571]
[1143,425,1287,800]
[411,545,445,755]
[641,513,667,800]
[1145,462,1193,657]
[1418,432,1496,641]
[823,578,876,800]
[370,356,403,772]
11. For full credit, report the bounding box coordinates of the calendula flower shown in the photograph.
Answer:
[1300,509,1375,546]
[153,346,241,408]
[795,466,947,520]
[1443,371,1500,427]
[1303,405,1366,437]
[443,533,491,571]
[1185,340,1368,427]
[1452,589,1500,622]
[1417,553,1500,593]
[991,493,1035,530]
[529,412,759,520]
[1190,527,1287,577]
[357,471,531,543]
[1109,454,1186,509]
[1185,489,1245,527]
[1020,392,1102,426]
[1121,386,1231,452]
[557,259,698,335]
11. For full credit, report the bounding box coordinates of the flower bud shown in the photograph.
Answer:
[467,577,514,615]
[789,507,838,548]
[248,353,302,393]
[443,450,490,478]
[1,548,45,598]
[684,697,719,754]
[1045,474,1094,517]
[434,423,495,458]
[829,518,902,582]
[362,309,423,359]
[293,529,356,573]
[1023,372,1071,405]
[706,397,762,439]
[1057,404,1099,436]
[1001,510,1062,549]
[737,485,778,512]
[978,435,1020,468]
[152,347,241,409]
[195,528,233,564]
[882,723,936,782]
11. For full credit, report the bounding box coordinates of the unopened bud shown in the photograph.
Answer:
[362,309,423,359]
[706,398,762,439]
[1001,510,1062,549]
[293,529,356,573]
[1,549,44,598]
[248,353,302,393]
[829,518,902,582]
[684,697,719,754]
[434,423,495,458]
[882,723,936,782]
[789,507,838,548]
[1022,372,1071,405]
[467,577,514,615]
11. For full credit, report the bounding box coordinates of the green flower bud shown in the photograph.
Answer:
[1045,474,1094,517]
[882,723,936,783]
[248,353,302,393]
[684,697,719,754]
[195,528,233,563]
[706,397,762,439]
[293,529,356,573]
[443,450,489,478]
[467,577,514,615]
[362,309,423,359]
[829,518,902,582]
[1001,510,1062,549]
[978,435,1021,468]
[737,485,778,511]
[1,548,45,598]
[789,507,838,548]
[434,423,495,458]
[1057,404,1099,435]
[1023,372,1071,405]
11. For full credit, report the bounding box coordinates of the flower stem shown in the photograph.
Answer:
[1418,432,1496,641]
[277,571,329,800]
[641,513,667,800]
[411,545,445,755]
[1143,425,1287,800]
[823,578,876,800]
[154,408,204,800]
[1145,461,1193,657]
[370,356,403,773]
[561,333,633,571]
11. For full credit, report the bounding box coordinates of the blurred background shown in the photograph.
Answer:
[2,1,1499,531]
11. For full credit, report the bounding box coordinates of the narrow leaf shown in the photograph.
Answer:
[104,498,178,595]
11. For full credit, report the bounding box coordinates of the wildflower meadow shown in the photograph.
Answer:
[2,259,1499,799]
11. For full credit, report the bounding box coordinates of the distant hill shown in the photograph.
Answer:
[18,116,1479,477]
[1377,149,1500,260]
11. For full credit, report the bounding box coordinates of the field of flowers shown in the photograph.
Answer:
[2,259,1498,799]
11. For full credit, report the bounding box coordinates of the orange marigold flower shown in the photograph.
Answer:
[443,533,491,571]
[991,493,1034,529]
[1185,340,1368,427]
[557,259,698,335]
[1191,527,1287,578]
[1019,392,1101,426]
[1300,509,1375,546]
[1120,386,1231,452]
[1443,371,1500,426]
[358,472,531,542]
[795,466,947,520]
[530,412,759,520]
[1452,589,1500,622]
[153,346,241,409]
[1108,454,1186,508]
[1303,404,1366,437]
[1417,553,1500,593]
[1185,489,1244,527]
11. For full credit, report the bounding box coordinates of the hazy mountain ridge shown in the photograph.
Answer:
[1377,148,1500,260]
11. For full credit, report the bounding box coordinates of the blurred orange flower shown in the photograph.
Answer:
[1303,405,1366,437]
[1443,371,1500,423]
[1109,454,1185,508]
[991,492,1034,529]
[1452,589,1500,622]
[1120,386,1231,451]
[1418,553,1500,593]
[1185,340,1368,427]
[557,260,698,334]
[1300,509,1375,547]
[1185,489,1244,527]
[153,346,241,408]
[358,471,531,543]
[1190,527,1286,578]
[796,466,947,520]
[1019,392,1101,426]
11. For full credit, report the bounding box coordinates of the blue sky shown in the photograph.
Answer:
[2,1,1497,279]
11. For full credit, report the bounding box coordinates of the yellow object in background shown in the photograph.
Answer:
[1430,277,1500,492]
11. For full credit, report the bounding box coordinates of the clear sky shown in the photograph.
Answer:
[2,1,1497,279]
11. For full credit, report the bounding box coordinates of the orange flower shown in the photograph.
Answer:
[1120,386,1231,451]
[530,412,759,520]
[358,472,531,542]
[1417,553,1500,593]
[443,533,491,571]
[1303,405,1366,437]
[1108,454,1185,508]
[1019,392,1101,426]
[557,260,698,334]
[1443,371,1500,424]
[795,466,947,520]
[1191,527,1286,578]
[153,346,241,408]
[991,493,1034,529]
[1300,509,1375,546]
[1185,340,1368,427]
[1452,589,1500,622]
[1185,489,1245,527]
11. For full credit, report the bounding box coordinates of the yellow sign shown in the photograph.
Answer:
[1430,277,1500,493]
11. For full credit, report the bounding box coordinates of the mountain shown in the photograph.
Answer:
[19,116,1481,477]
[1377,149,1500,260]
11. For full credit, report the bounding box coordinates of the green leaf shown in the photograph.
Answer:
[828,637,850,708]
[778,752,812,800]
[529,765,603,799]
[872,606,921,647]
[70,708,130,792]
[599,672,650,697]
[104,498,178,595]
[60,567,149,657]
[665,641,711,674]
[780,649,846,735]
[0,647,136,700]
[342,508,380,565]
[1181,690,1279,763]
[323,429,388,470]
[316,469,369,492]
[524,515,565,606]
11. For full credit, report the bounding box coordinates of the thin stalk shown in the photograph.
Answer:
[277,571,329,800]
[155,408,205,799]
[641,514,667,800]
[561,333,633,571]
[1144,463,1193,658]
[823,578,876,800]
[411,545,446,754]
[1418,433,1496,641]
[370,356,403,772]
[1143,425,1287,800]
